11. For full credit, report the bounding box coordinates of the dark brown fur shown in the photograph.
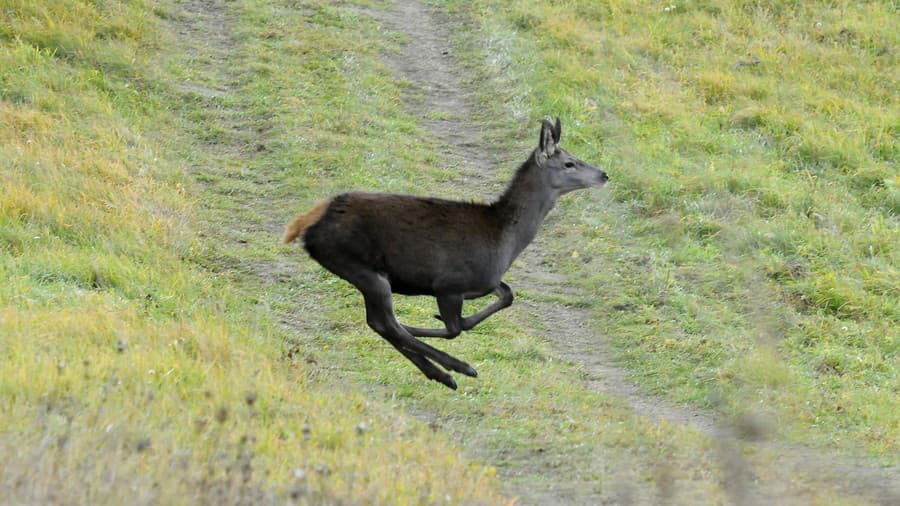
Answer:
[283,119,608,389]
[304,193,502,296]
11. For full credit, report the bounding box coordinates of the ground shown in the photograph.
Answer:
[3,0,893,504]
[171,0,897,504]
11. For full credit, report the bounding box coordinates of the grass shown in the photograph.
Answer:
[1,0,895,504]
[437,0,898,460]
[0,1,503,503]
[171,0,734,500]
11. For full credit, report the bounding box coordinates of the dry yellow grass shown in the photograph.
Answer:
[0,1,504,503]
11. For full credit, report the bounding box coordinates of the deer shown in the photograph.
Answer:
[283,118,608,389]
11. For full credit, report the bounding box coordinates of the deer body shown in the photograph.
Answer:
[284,119,608,389]
[306,194,506,297]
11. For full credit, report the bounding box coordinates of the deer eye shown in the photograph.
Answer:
[563,161,576,169]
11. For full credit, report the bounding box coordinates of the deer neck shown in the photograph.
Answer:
[493,159,559,262]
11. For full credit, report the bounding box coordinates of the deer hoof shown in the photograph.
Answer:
[459,363,478,378]
[436,375,457,390]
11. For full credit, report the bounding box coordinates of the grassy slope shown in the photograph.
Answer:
[0,1,502,504]
[1,0,894,505]
[183,1,729,502]
[437,0,897,459]
[246,0,890,503]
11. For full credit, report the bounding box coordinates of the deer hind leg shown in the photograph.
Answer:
[354,273,477,389]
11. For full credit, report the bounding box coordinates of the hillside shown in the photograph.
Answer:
[2,0,896,504]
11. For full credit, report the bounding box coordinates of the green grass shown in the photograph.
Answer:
[173,1,733,499]
[0,1,503,503]
[437,0,898,459]
[2,0,896,504]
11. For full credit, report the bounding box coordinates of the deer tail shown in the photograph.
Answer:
[283,198,333,244]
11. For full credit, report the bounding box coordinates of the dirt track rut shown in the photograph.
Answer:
[361,1,899,505]
[170,0,899,504]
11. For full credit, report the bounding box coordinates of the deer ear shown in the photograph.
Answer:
[539,118,557,157]
[553,117,562,144]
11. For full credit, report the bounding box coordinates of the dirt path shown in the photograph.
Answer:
[362,0,720,437]
[168,0,898,504]
[361,2,726,504]
[169,0,313,289]
[359,1,899,505]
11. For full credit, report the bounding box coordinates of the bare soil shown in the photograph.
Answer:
[357,2,899,505]
[169,0,899,504]
[357,0,724,438]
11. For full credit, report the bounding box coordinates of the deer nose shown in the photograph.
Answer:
[600,171,609,183]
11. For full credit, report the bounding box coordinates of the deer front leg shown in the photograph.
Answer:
[460,282,514,330]
[403,294,464,339]
[403,282,514,338]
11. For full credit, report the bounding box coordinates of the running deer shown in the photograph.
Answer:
[283,118,608,389]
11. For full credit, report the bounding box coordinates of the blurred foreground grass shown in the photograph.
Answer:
[1,0,895,504]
